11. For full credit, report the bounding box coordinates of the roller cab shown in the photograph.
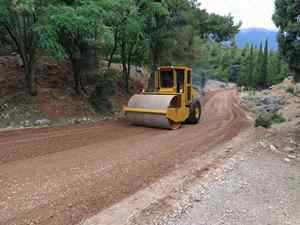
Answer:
[123,66,201,129]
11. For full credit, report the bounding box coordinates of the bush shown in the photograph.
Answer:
[271,114,286,124]
[285,86,294,95]
[255,113,286,128]
[90,71,117,114]
[255,113,272,128]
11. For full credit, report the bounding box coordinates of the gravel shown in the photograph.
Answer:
[144,141,300,225]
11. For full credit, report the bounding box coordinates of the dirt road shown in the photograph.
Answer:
[0,90,250,225]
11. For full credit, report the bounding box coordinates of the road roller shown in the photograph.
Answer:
[123,66,202,129]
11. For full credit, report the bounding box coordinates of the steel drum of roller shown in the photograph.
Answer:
[125,94,181,129]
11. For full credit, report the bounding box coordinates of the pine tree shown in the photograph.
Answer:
[268,52,281,85]
[247,45,255,88]
[256,42,264,89]
[273,0,300,81]
[262,39,269,88]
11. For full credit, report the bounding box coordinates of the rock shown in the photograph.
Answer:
[270,145,277,151]
[288,154,296,159]
[73,117,91,124]
[193,198,202,203]
[241,96,262,106]
[262,96,285,106]
[284,147,295,153]
[34,119,50,126]
[16,54,24,67]
[294,83,300,96]
[74,118,82,124]
[135,67,144,74]
[284,158,291,162]
[259,141,267,148]
[21,120,31,127]
[242,95,284,117]
[256,104,280,114]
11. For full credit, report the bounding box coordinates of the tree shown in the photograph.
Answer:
[255,42,263,88]
[268,52,287,85]
[0,0,42,96]
[39,0,111,95]
[247,45,255,88]
[138,0,169,88]
[139,0,241,89]
[273,0,300,81]
[261,39,269,88]
[203,13,241,42]
[118,0,145,93]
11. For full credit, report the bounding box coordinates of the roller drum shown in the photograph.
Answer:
[126,94,181,129]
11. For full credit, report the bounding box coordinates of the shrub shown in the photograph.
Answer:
[255,113,272,128]
[285,86,294,95]
[90,71,117,114]
[271,114,286,124]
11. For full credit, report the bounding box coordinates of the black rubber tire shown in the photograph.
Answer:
[186,100,202,124]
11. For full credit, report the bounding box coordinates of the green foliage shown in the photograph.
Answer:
[286,86,294,94]
[39,0,110,59]
[246,45,255,88]
[192,38,291,90]
[90,72,117,114]
[255,113,272,128]
[0,0,44,96]
[271,114,286,124]
[273,0,300,81]
[204,13,241,42]
[38,0,112,94]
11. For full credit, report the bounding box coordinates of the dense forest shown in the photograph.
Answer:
[194,40,290,90]
[0,0,298,98]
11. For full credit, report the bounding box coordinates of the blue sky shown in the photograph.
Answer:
[198,0,277,30]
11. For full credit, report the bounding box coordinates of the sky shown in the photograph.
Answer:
[198,0,277,30]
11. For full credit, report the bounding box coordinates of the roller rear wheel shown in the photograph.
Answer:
[186,101,202,124]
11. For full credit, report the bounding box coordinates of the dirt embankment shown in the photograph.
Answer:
[0,56,149,130]
[240,77,300,127]
[0,89,250,225]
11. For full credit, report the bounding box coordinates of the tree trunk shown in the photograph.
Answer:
[107,30,119,70]
[22,53,37,96]
[122,61,129,94]
[149,42,161,91]
[71,58,82,95]
[126,63,131,94]
[125,43,135,94]
[120,39,130,94]
[24,63,37,96]
[292,67,300,82]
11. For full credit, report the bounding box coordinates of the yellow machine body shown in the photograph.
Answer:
[123,66,201,129]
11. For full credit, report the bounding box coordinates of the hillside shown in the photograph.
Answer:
[0,56,148,129]
[236,28,278,50]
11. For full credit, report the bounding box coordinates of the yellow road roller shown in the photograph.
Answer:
[123,66,202,129]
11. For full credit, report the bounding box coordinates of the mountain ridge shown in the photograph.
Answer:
[236,28,278,50]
